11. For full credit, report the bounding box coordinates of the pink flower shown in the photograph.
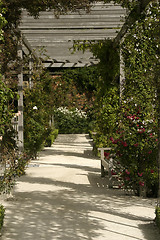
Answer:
[139,181,144,186]
[111,170,117,175]
[110,137,114,142]
[148,150,152,154]
[134,143,139,147]
[104,152,110,159]
[122,141,128,147]
[125,170,130,175]
[138,128,145,133]
[113,139,119,144]
[138,172,143,177]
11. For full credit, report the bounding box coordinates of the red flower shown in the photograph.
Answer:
[138,128,145,133]
[122,141,128,147]
[113,139,119,144]
[148,150,152,154]
[150,170,154,173]
[110,137,114,142]
[111,170,117,175]
[138,172,143,177]
[134,143,139,147]
[125,170,130,175]
[139,181,144,186]
[104,152,110,159]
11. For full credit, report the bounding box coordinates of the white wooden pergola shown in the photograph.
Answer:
[19,2,127,69]
[17,1,127,151]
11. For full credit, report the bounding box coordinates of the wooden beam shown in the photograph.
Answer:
[114,0,152,45]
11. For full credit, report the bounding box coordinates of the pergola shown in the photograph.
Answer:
[19,2,127,69]
[16,2,127,151]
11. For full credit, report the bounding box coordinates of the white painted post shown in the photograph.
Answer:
[29,55,33,89]
[17,38,24,152]
[120,44,125,101]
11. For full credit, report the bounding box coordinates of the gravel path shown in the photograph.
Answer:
[1,134,160,240]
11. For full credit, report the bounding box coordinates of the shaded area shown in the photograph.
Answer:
[1,134,160,240]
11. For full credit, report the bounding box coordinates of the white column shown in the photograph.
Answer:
[17,38,24,152]
[120,46,125,101]
[29,56,33,89]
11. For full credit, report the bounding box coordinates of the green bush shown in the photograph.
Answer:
[0,205,5,231]
[45,128,59,147]
[54,107,89,134]
[155,206,160,232]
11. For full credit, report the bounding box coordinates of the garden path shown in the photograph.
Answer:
[1,134,160,240]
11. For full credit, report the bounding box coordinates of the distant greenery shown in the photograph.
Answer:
[54,107,88,134]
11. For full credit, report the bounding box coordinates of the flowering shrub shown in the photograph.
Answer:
[110,102,158,196]
[0,148,30,194]
[54,107,88,134]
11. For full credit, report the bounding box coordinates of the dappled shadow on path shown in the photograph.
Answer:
[2,172,159,240]
[2,133,160,240]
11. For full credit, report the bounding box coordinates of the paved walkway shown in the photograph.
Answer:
[1,134,160,240]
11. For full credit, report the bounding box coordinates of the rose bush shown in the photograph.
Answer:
[109,101,158,196]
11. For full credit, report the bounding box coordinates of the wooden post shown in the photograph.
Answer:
[100,148,105,177]
[29,55,33,89]
[120,44,125,101]
[108,158,113,188]
[17,38,24,152]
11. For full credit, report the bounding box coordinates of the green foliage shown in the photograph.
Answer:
[109,101,158,196]
[45,128,58,147]
[0,75,14,136]
[61,67,98,99]
[0,149,30,194]
[72,40,120,90]
[88,2,159,197]
[112,3,159,196]
[93,86,119,150]
[155,206,160,232]
[52,67,97,111]
[0,205,5,231]
[54,107,88,134]
[24,70,53,157]
[0,1,7,41]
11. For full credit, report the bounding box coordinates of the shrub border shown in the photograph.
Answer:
[0,205,5,232]
[155,206,160,232]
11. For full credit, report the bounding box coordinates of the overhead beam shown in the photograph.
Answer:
[22,34,39,61]
[114,0,152,45]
